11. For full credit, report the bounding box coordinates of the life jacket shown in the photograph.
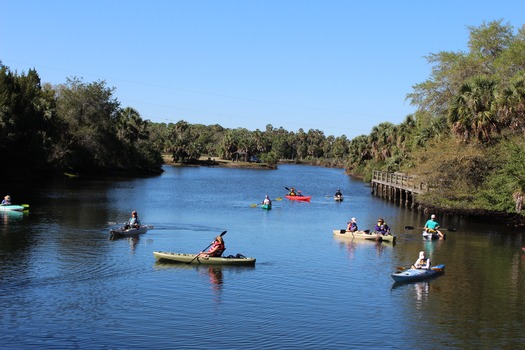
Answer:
[208,241,225,257]
[416,258,428,267]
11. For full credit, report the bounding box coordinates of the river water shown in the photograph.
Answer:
[1,164,524,349]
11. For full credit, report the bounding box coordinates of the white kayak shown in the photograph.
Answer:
[333,229,396,243]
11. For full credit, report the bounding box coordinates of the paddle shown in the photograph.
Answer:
[22,204,30,208]
[187,230,227,264]
[404,225,456,232]
[250,197,282,207]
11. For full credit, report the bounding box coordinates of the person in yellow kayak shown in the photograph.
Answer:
[346,217,358,232]
[198,235,226,258]
[374,218,391,236]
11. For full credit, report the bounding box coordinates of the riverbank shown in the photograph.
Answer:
[163,155,277,169]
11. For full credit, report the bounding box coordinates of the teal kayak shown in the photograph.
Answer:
[261,203,272,210]
[0,205,25,212]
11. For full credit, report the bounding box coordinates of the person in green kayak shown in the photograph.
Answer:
[411,251,431,270]
[124,210,141,229]
[1,195,11,205]
[424,214,445,238]
[262,195,272,205]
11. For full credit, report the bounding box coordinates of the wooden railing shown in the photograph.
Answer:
[372,170,428,193]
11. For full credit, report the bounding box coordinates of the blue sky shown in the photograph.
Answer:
[2,1,524,139]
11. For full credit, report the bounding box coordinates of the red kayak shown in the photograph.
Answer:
[285,195,311,201]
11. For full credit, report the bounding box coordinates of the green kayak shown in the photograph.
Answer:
[153,252,256,266]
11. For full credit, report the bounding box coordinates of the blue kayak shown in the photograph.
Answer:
[391,264,445,282]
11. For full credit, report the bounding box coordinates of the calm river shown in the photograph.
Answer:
[1,164,524,349]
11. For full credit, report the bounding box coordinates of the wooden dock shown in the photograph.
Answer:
[371,170,427,207]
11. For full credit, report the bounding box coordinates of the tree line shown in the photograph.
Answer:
[1,19,524,216]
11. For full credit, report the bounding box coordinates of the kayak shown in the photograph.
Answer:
[109,225,148,238]
[422,231,444,240]
[391,264,445,282]
[261,203,272,210]
[0,205,25,212]
[285,195,311,201]
[334,195,344,202]
[333,229,396,243]
[153,252,256,266]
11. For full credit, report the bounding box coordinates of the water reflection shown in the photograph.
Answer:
[334,235,389,259]
[0,210,25,223]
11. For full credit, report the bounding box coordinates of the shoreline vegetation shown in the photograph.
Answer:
[2,20,525,228]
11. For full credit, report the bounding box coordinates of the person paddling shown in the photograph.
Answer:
[411,251,431,270]
[198,235,226,258]
[1,195,11,205]
[424,214,445,238]
[262,195,272,205]
[124,211,141,229]
[347,217,358,232]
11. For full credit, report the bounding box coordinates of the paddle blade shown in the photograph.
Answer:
[404,226,415,230]
[21,204,30,208]
[250,204,257,207]
[220,231,227,236]
[275,197,282,201]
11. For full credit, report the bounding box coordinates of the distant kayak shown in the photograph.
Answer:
[109,225,148,239]
[261,203,272,210]
[285,195,311,201]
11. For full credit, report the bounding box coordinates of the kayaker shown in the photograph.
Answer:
[296,190,304,197]
[347,217,358,232]
[374,218,391,235]
[1,195,11,205]
[288,188,297,196]
[335,189,343,198]
[412,251,431,270]
[125,210,141,229]
[424,214,445,238]
[262,195,272,205]
[198,235,226,258]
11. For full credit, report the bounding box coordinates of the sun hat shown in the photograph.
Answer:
[351,218,356,223]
